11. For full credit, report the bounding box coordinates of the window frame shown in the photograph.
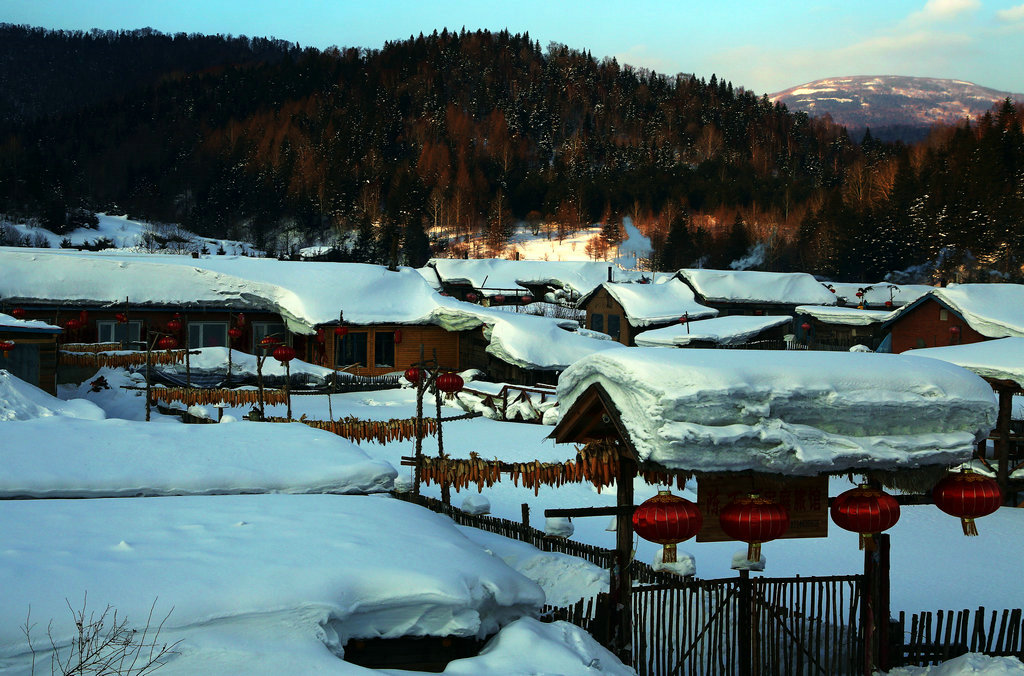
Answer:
[335,331,368,368]
[373,330,396,368]
[96,319,142,347]
[187,321,229,349]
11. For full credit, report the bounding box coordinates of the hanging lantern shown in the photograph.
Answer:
[10,308,26,319]
[272,344,296,364]
[830,287,836,293]
[493,294,506,304]
[228,327,243,341]
[63,318,81,332]
[679,315,688,324]
[855,291,864,298]
[465,292,479,302]
[157,335,178,351]
[334,325,348,337]
[754,309,764,316]
[932,469,1002,536]
[521,295,533,304]
[949,325,961,336]
[884,300,893,309]
[719,494,790,562]
[393,328,403,345]
[315,328,326,344]
[800,322,811,332]
[259,335,282,349]
[115,312,128,324]
[236,313,246,327]
[436,372,464,398]
[0,339,14,358]
[830,485,900,550]
[404,367,422,384]
[166,317,182,333]
[632,490,702,564]
[79,310,89,324]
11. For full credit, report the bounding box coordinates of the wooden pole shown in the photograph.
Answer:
[145,328,153,422]
[738,568,752,676]
[413,344,425,496]
[285,360,292,421]
[863,535,877,675]
[521,503,530,529]
[611,452,635,664]
[996,387,1012,502]
[878,533,892,671]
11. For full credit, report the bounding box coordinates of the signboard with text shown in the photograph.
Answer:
[696,474,829,542]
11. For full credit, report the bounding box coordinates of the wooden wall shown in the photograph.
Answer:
[889,298,985,353]
[582,287,632,345]
[326,324,461,377]
[0,330,58,394]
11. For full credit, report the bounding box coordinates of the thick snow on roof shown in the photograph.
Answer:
[679,269,837,305]
[0,369,105,421]
[930,284,1024,338]
[796,305,894,326]
[635,315,791,347]
[426,258,644,297]
[597,279,717,326]
[0,312,61,332]
[558,348,996,474]
[905,338,1024,388]
[826,282,932,307]
[0,494,547,668]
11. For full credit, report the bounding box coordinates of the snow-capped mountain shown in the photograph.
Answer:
[771,75,1024,141]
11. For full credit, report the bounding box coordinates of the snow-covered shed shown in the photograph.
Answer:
[0,312,62,394]
[884,284,1024,353]
[794,305,894,350]
[634,315,792,348]
[677,268,837,316]
[576,278,718,345]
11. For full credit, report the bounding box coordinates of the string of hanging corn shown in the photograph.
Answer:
[265,416,438,444]
[60,349,188,367]
[152,387,287,406]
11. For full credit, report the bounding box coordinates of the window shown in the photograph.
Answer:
[336,332,367,367]
[188,322,228,348]
[607,315,621,341]
[374,331,395,368]
[590,313,604,332]
[939,309,949,321]
[253,322,287,353]
[96,320,141,346]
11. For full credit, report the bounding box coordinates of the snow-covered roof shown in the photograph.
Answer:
[679,269,838,306]
[557,348,996,475]
[426,258,644,297]
[905,338,1024,389]
[795,306,894,326]
[0,312,61,333]
[825,282,932,307]
[585,279,717,327]
[634,315,792,347]
[927,284,1024,338]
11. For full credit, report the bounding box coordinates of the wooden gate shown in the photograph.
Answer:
[631,573,863,676]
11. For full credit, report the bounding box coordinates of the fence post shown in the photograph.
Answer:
[521,503,530,529]
[739,569,752,676]
[609,455,636,665]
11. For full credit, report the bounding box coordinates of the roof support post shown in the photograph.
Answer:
[996,386,1013,502]
[609,451,635,664]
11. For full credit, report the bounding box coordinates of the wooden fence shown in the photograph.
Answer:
[896,607,1024,666]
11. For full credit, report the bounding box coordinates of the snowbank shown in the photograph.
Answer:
[0,369,105,421]
[883,652,1024,675]
[635,315,791,347]
[557,348,997,474]
[905,338,1024,389]
[1,417,397,497]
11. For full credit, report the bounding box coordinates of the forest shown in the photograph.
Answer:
[0,24,1021,282]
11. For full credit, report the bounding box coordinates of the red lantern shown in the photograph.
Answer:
[157,335,177,351]
[0,339,14,358]
[521,295,533,304]
[393,328,402,345]
[493,294,506,304]
[236,313,246,327]
[115,312,128,324]
[856,291,864,298]
[315,328,326,344]
[632,490,702,563]
[10,308,26,319]
[259,335,282,349]
[436,372,464,398]
[166,317,182,333]
[79,310,89,324]
[404,367,422,384]
[272,344,296,364]
[830,485,900,550]
[830,287,836,293]
[884,300,893,309]
[228,327,243,341]
[801,322,811,331]
[679,315,688,324]
[465,292,479,302]
[63,318,81,332]
[932,469,1002,536]
[719,494,790,562]
[334,326,348,338]
[949,325,961,336]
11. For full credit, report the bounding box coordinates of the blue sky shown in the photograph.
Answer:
[3,0,1024,95]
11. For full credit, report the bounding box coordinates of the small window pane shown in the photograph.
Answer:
[188,322,228,348]
[590,314,604,332]
[607,315,621,340]
[374,331,395,367]
[336,333,367,367]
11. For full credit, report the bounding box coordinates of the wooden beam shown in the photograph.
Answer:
[544,505,636,518]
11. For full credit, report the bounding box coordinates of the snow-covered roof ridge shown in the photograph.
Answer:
[557,348,996,475]
[0,312,62,332]
[426,258,645,297]
[679,269,838,306]
[587,279,717,326]
[635,315,791,347]
[905,338,1024,388]
[930,284,1024,338]
[796,305,894,326]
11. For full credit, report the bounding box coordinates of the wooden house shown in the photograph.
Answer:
[0,313,62,394]
[577,279,717,346]
[677,269,837,317]
[793,306,893,351]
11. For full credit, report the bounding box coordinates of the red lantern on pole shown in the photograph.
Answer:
[393,328,403,345]
[404,367,422,384]
[10,308,26,319]
[830,485,900,550]
[115,312,128,324]
[436,372,464,398]
[0,339,14,358]
[259,335,281,349]
[228,327,243,341]
[932,469,1002,536]
[272,345,296,364]
[166,317,182,333]
[679,315,688,324]
[334,326,348,338]
[884,301,893,309]
[315,328,326,344]
[719,494,790,562]
[632,490,702,563]
[465,292,479,303]
[236,313,246,327]
[157,335,178,351]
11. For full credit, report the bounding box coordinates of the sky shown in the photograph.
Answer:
[3,0,1024,96]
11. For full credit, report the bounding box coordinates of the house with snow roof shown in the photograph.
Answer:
[883,283,1024,353]
[793,305,894,350]
[676,268,837,316]
[0,249,619,386]
[823,282,932,310]
[0,312,62,394]
[576,278,718,345]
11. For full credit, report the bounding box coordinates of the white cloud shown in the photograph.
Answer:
[996,3,1024,22]
[910,0,981,22]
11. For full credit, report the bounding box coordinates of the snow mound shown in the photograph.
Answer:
[557,349,996,475]
[0,370,105,421]
[883,652,1024,675]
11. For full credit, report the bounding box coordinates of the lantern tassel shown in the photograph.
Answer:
[663,543,677,564]
[962,517,979,536]
[747,542,761,563]
[859,533,877,551]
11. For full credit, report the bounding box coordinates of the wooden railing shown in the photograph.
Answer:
[896,607,1024,666]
